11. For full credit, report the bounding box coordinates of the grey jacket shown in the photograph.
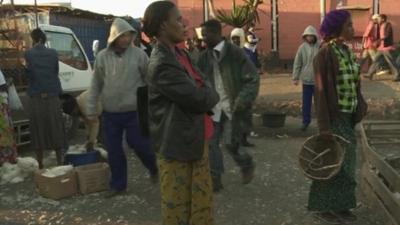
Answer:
[147,43,219,162]
[292,26,320,85]
[87,18,148,115]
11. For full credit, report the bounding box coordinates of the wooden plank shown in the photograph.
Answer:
[360,122,400,192]
[369,141,400,145]
[361,169,398,225]
[363,121,400,126]
[362,165,400,225]
[363,147,400,192]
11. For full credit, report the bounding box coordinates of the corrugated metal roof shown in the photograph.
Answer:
[0,4,120,21]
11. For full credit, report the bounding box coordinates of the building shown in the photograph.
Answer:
[175,0,400,64]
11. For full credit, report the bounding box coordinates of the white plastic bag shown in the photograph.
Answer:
[8,84,23,110]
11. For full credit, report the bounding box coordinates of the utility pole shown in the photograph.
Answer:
[320,0,326,23]
[34,0,39,28]
[373,0,379,14]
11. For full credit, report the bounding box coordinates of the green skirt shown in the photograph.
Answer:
[308,114,357,211]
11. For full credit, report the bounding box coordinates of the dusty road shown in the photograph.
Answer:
[0,117,386,225]
[1,73,396,225]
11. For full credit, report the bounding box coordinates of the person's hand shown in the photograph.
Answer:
[293,80,299,86]
[85,142,95,152]
[233,98,247,112]
[87,115,98,122]
[319,130,333,140]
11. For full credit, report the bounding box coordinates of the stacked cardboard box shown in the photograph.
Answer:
[34,163,110,200]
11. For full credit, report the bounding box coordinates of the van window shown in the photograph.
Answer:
[45,31,88,70]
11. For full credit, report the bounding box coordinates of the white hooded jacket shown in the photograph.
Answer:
[87,18,149,115]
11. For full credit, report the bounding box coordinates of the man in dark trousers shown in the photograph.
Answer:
[87,18,158,197]
[197,19,260,192]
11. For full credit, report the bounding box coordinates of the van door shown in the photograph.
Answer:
[45,31,92,93]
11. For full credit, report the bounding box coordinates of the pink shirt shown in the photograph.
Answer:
[362,21,379,49]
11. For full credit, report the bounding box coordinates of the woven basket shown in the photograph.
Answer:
[298,134,347,181]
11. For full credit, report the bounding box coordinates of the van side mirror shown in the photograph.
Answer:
[92,40,99,58]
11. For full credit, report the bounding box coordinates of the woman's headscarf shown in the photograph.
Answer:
[320,10,351,40]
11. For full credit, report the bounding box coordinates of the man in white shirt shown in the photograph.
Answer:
[198,19,260,192]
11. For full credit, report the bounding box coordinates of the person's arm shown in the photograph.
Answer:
[23,51,32,79]
[234,48,259,112]
[138,50,149,84]
[292,45,304,84]
[150,61,219,114]
[87,57,105,117]
[313,48,332,134]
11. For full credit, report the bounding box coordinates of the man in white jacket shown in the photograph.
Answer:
[292,25,320,131]
[87,18,158,197]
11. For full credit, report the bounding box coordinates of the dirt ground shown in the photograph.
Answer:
[0,73,397,225]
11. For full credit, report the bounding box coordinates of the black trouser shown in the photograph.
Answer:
[209,112,254,177]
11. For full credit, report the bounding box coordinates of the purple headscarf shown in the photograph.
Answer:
[320,10,351,39]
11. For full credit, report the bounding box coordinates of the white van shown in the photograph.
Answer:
[41,24,93,93]
[3,25,93,146]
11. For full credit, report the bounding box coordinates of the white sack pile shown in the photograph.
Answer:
[41,165,74,178]
[0,157,39,184]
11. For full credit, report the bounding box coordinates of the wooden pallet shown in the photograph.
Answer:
[360,121,400,225]
[361,165,400,225]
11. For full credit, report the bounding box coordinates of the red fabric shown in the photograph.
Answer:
[175,48,214,140]
[362,21,379,49]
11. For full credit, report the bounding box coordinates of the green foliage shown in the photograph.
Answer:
[216,0,263,28]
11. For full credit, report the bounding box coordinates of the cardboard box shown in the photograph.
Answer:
[75,162,110,194]
[34,169,78,200]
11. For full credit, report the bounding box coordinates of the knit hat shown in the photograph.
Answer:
[320,9,351,39]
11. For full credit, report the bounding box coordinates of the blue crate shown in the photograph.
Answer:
[64,150,100,167]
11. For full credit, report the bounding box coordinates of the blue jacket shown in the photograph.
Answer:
[24,44,62,97]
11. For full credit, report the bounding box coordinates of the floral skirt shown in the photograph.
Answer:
[0,101,17,165]
[157,143,213,225]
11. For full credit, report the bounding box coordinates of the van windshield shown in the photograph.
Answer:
[45,31,88,71]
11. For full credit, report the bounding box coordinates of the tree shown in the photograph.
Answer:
[216,0,263,28]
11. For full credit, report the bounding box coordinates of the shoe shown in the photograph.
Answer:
[150,172,159,184]
[300,123,309,131]
[376,69,389,76]
[333,210,357,223]
[104,189,127,198]
[242,140,255,147]
[241,135,255,147]
[212,175,223,193]
[363,74,373,80]
[313,212,342,224]
[241,164,255,184]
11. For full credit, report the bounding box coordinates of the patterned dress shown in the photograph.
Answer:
[308,41,360,211]
[158,145,213,225]
[0,94,17,165]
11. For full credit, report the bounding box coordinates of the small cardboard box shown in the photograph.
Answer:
[75,162,110,194]
[34,169,78,200]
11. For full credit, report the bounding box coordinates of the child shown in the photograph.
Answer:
[292,25,320,131]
